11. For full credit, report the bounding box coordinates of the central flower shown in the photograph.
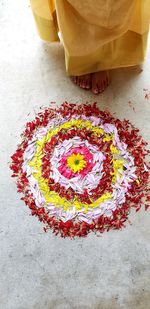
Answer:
[67,153,86,173]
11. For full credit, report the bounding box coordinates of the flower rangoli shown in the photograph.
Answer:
[10,103,150,238]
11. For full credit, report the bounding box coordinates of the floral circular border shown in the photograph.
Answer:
[10,102,150,238]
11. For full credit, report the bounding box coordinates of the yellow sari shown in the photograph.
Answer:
[30,0,150,75]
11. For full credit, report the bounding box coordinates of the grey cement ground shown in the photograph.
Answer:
[0,2,150,309]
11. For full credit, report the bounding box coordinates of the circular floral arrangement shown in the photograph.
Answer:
[10,103,150,238]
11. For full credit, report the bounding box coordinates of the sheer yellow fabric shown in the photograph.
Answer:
[30,0,150,75]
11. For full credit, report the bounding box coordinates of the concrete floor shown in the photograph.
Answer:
[0,2,150,309]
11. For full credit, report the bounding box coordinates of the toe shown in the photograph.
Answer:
[101,80,105,88]
[76,77,80,86]
[98,85,102,93]
[73,77,77,84]
[99,83,104,93]
[93,84,99,94]
[80,77,87,89]
[81,79,86,89]
[79,78,84,88]
[85,78,91,89]
[82,80,87,88]
[71,76,76,84]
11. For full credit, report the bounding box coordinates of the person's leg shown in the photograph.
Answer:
[55,0,149,94]
[30,0,59,42]
[30,0,150,94]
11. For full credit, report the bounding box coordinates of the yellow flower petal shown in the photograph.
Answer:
[67,153,86,173]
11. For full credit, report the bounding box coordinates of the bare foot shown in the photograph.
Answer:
[71,74,91,89]
[92,71,110,94]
